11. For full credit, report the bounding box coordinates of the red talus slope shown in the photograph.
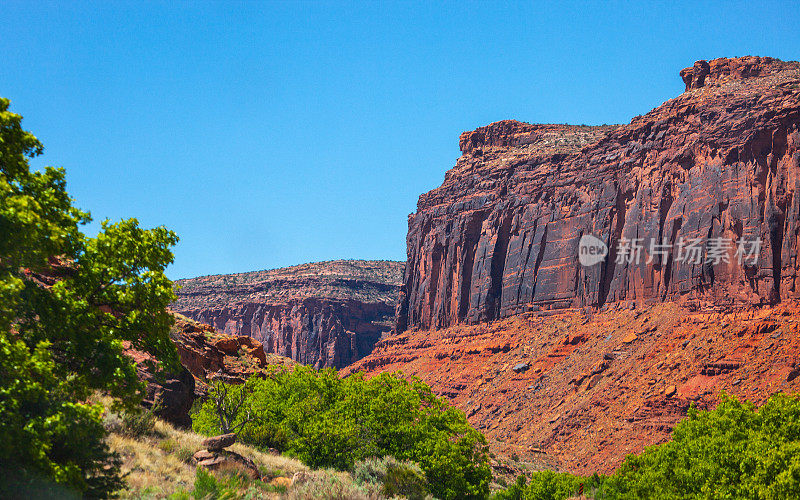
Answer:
[345,301,800,475]
[397,57,800,331]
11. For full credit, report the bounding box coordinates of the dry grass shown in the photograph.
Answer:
[109,432,195,498]
[107,414,308,498]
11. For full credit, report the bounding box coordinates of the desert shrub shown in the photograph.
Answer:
[176,446,196,464]
[188,467,227,499]
[353,456,429,499]
[491,472,592,500]
[159,439,178,454]
[194,367,491,499]
[382,460,429,499]
[599,392,800,499]
[288,470,378,500]
[121,407,157,438]
[353,456,390,485]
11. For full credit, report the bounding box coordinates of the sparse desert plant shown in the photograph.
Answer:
[353,456,429,499]
[121,407,157,438]
[159,439,178,454]
[289,470,379,500]
[382,459,429,500]
[176,447,195,464]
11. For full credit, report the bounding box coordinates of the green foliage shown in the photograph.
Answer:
[493,393,800,500]
[194,367,492,499]
[491,472,590,500]
[353,456,430,499]
[170,466,285,500]
[176,446,196,464]
[600,392,800,499]
[0,96,179,496]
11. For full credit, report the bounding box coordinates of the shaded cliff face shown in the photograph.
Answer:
[398,56,800,332]
[173,260,404,368]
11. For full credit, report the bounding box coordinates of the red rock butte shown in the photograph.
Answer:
[395,56,800,333]
[346,57,800,475]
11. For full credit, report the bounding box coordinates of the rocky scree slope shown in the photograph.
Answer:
[397,56,800,332]
[345,300,800,475]
[173,260,404,369]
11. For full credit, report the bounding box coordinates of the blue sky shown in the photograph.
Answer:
[2,1,798,279]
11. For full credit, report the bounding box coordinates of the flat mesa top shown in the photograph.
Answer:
[173,259,405,308]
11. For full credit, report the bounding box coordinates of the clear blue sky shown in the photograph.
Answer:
[3,1,798,279]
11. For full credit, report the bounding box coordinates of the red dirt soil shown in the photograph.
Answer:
[344,301,800,475]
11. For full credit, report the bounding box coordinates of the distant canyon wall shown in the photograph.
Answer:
[173,260,404,368]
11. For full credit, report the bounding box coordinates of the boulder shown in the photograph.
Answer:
[193,448,260,479]
[202,433,237,451]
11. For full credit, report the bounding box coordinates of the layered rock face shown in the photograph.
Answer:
[398,57,800,331]
[173,260,404,368]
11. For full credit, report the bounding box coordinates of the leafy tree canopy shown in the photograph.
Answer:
[193,366,493,500]
[0,97,180,496]
[492,392,800,500]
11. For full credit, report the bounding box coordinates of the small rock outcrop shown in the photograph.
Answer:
[171,315,295,386]
[193,433,260,479]
[201,433,237,451]
[125,343,195,428]
[173,260,404,368]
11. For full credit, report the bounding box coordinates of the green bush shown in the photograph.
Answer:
[288,470,378,500]
[194,367,491,499]
[492,393,800,500]
[176,446,196,464]
[353,456,391,485]
[491,472,590,500]
[600,392,800,499]
[383,460,429,499]
[353,456,429,499]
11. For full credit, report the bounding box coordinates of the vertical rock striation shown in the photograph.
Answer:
[173,260,404,368]
[398,57,800,331]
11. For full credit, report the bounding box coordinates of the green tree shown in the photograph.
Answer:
[600,392,800,499]
[193,367,492,499]
[0,97,180,496]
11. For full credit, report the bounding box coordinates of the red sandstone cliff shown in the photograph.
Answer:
[172,260,404,368]
[397,56,800,332]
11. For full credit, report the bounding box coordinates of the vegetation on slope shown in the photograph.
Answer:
[492,392,800,500]
[193,367,493,500]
